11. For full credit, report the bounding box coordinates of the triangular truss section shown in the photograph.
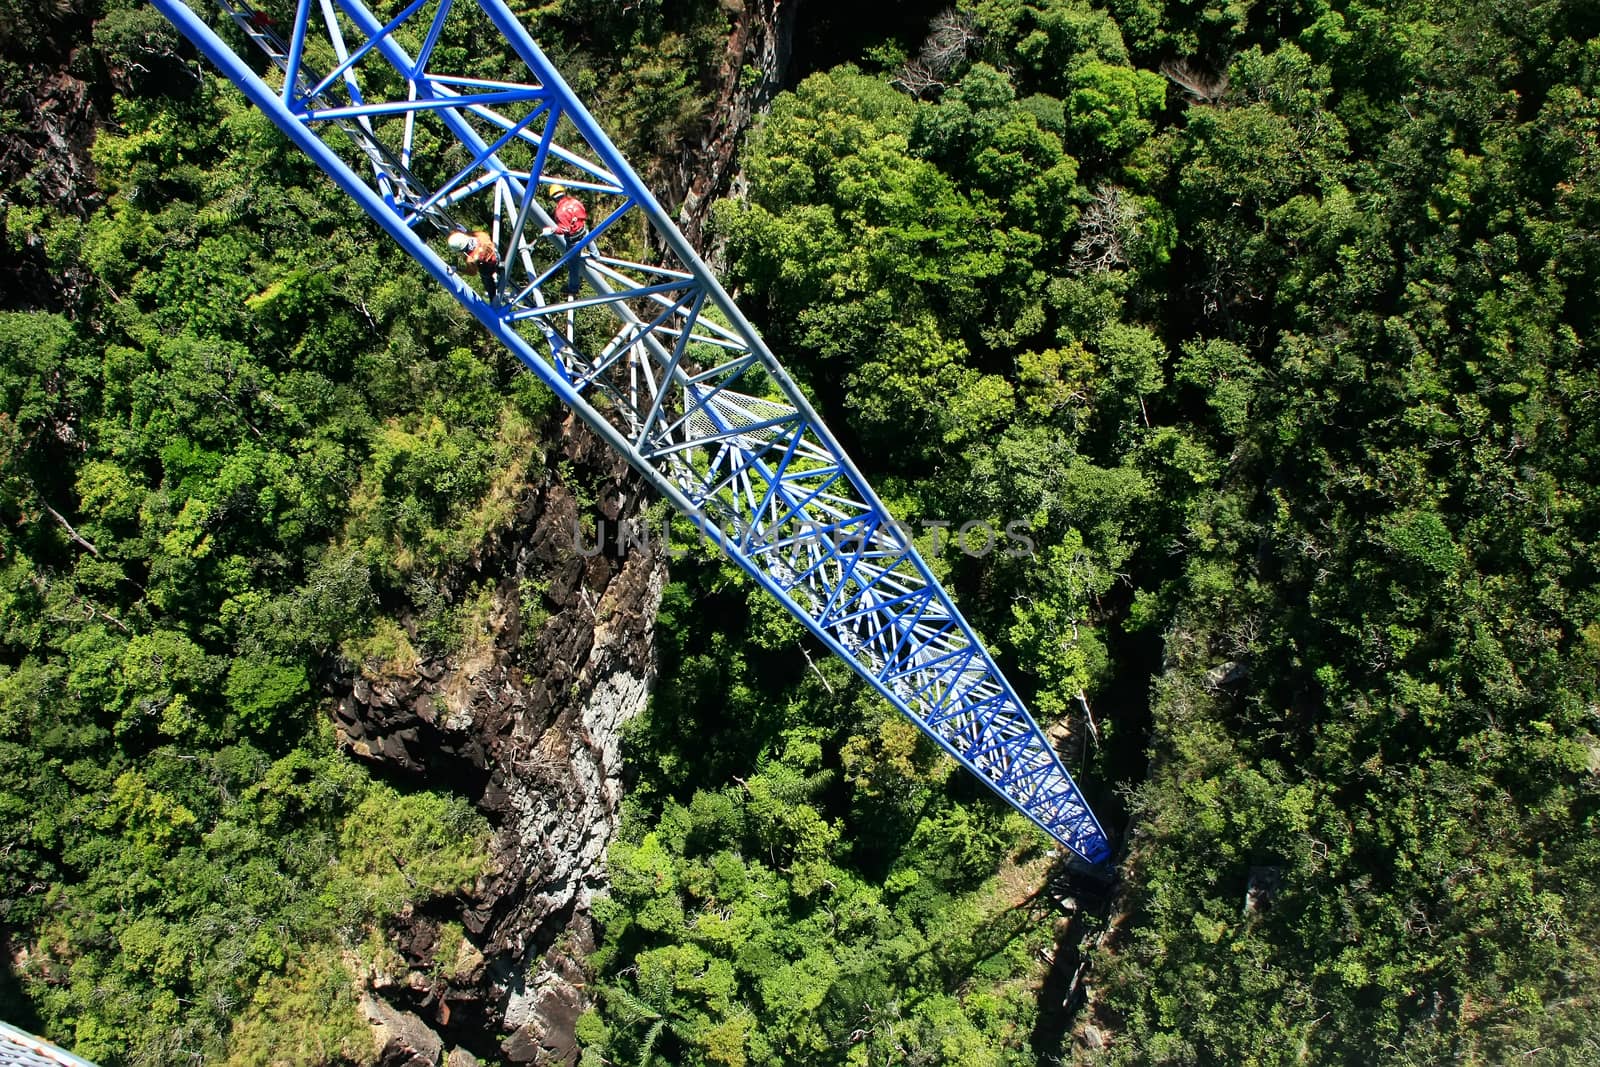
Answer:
[156,0,1113,865]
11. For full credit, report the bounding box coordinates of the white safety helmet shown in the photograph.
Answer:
[447,231,474,251]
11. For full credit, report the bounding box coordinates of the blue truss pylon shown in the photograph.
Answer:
[149,0,1113,866]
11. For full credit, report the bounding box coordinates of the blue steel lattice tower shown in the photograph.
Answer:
[148,0,1113,866]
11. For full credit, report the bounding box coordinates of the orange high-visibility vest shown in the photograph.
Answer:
[465,231,498,266]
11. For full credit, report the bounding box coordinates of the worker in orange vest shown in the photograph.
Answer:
[540,183,589,296]
[447,228,500,301]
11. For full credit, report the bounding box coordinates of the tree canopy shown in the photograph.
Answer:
[592,0,1600,1063]
[3,0,1598,1064]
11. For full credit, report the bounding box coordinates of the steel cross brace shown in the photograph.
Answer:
[149,0,1112,865]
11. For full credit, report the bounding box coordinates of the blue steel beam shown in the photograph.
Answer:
[149,0,1113,865]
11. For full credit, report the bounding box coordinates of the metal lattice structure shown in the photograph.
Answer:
[0,1022,98,1067]
[149,0,1112,865]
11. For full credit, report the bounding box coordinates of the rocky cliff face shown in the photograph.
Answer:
[333,416,665,1064]
[668,0,802,253]
[337,0,805,1044]
[0,18,101,312]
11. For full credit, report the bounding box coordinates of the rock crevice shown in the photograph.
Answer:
[670,0,802,252]
[334,418,665,1064]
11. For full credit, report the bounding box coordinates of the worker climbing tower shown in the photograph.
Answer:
[149,0,1112,865]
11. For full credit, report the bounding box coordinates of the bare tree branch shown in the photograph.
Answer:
[891,60,945,99]
[921,9,982,74]
[893,8,984,99]
[1069,184,1140,274]
[1162,58,1229,104]
[38,498,100,557]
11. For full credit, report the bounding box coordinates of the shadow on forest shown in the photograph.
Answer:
[873,849,1117,1054]
[1029,855,1120,1060]
[0,933,43,1035]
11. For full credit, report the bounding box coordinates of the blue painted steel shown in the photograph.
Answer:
[149,0,1113,865]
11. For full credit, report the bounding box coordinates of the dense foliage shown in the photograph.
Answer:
[0,1,733,1061]
[585,0,1600,1064]
[0,59,515,1067]
[584,569,1069,1065]
[3,0,1598,1064]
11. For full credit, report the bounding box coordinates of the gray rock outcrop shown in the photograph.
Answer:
[334,417,665,1064]
[361,995,446,1067]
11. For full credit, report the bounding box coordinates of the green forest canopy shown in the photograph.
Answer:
[2,0,1598,1064]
